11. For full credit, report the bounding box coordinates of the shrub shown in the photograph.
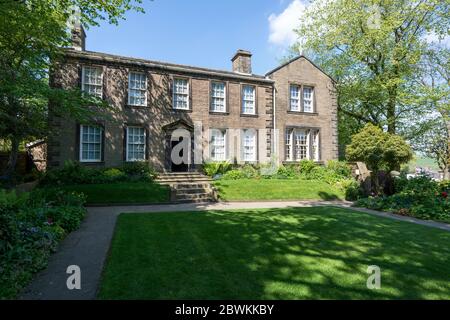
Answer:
[336,178,362,201]
[40,161,156,186]
[326,160,352,178]
[356,175,449,222]
[202,161,232,177]
[298,160,316,176]
[102,168,127,182]
[222,170,245,180]
[241,164,259,178]
[275,165,297,179]
[0,188,86,299]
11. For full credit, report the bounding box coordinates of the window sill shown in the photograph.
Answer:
[79,161,104,165]
[172,108,193,113]
[209,111,229,115]
[126,104,148,108]
[240,113,258,118]
[287,111,318,116]
[283,160,324,165]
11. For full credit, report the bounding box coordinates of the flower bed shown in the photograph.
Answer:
[355,176,450,222]
[0,188,86,299]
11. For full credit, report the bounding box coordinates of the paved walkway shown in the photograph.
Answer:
[20,200,450,300]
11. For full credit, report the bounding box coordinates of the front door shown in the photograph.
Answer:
[171,137,188,172]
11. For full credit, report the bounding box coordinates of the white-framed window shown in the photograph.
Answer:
[285,128,319,161]
[211,82,226,112]
[312,129,320,161]
[242,129,257,161]
[173,78,189,110]
[290,85,301,111]
[81,66,103,98]
[126,126,146,161]
[128,72,147,106]
[294,130,309,160]
[303,86,314,112]
[210,129,226,161]
[242,85,256,114]
[80,125,102,162]
[286,129,293,161]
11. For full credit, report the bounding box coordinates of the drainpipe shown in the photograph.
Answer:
[272,85,277,163]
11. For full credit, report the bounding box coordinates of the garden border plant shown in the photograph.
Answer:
[0,187,87,299]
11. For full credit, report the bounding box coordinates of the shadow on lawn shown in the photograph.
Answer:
[99,206,450,300]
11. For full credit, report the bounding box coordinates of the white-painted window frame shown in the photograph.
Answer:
[210,81,226,112]
[126,126,146,162]
[81,66,103,98]
[79,125,102,162]
[242,85,256,115]
[173,78,190,110]
[128,72,147,106]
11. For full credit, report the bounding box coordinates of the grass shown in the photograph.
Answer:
[61,182,170,205]
[213,179,345,201]
[404,156,439,172]
[98,207,450,299]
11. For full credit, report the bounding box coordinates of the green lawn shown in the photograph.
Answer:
[214,179,344,201]
[61,182,170,205]
[98,207,450,299]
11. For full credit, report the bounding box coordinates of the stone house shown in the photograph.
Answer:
[48,26,338,172]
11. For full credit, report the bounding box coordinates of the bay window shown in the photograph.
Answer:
[285,128,320,161]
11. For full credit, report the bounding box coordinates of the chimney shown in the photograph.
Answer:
[231,50,252,74]
[71,23,86,51]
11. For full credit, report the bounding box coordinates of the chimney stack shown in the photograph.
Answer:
[231,50,252,74]
[71,23,86,51]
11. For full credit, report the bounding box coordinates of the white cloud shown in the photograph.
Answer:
[268,0,306,47]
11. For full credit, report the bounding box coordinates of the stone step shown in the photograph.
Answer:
[157,178,212,184]
[175,188,211,194]
[176,193,213,201]
[175,183,213,189]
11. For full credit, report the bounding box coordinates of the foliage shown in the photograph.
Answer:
[346,124,413,174]
[0,188,86,298]
[292,0,449,138]
[39,160,156,186]
[202,161,232,177]
[356,175,450,222]
[0,0,145,181]
[222,169,246,180]
[61,182,170,205]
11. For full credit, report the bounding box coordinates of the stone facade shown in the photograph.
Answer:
[47,28,338,172]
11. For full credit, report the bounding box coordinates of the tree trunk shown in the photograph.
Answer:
[2,137,20,184]
[443,165,449,180]
[387,89,397,134]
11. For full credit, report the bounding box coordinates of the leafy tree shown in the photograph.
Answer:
[292,0,450,140]
[346,123,413,191]
[0,0,144,183]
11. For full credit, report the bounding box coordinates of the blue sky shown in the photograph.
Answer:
[86,0,305,75]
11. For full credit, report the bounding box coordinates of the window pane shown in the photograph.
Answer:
[127,127,146,161]
[303,87,313,112]
[80,125,102,161]
[242,85,255,114]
